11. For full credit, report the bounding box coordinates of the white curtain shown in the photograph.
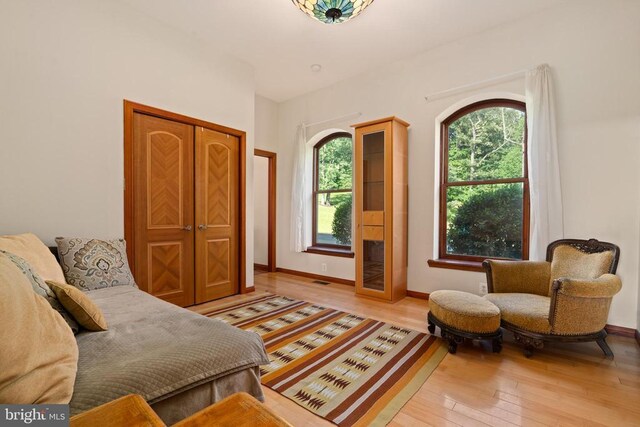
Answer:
[290,124,309,252]
[525,64,564,260]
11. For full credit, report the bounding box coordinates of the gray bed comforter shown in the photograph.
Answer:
[69,286,269,415]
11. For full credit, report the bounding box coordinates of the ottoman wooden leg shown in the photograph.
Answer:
[427,317,436,334]
[441,329,464,354]
[492,333,503,353]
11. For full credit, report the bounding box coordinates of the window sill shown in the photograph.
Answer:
[427,258,485,272]
[306,246,355,258]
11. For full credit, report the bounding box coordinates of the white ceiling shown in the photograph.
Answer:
[118,0,562,102]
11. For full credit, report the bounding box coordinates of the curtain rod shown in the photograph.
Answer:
[424,67,535,102]
[303,112,362,129]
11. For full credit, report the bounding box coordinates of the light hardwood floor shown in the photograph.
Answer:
[191,272,640,427]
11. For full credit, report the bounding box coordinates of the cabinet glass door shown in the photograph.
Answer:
[361,130,385,291]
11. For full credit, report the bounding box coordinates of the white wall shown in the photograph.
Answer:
[274,0,640,328]
[253,156,269,265]
[253,95,280,268]
[255,95,279,153]
[0,0,257,287]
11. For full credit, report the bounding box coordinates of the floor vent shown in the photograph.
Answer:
[312,280,330,285]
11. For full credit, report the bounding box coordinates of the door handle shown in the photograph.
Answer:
[182,225,192,231]
[198,224,208,231]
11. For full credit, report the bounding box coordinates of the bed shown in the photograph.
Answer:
[69,285,270,425]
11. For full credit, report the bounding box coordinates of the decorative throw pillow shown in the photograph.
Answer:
[47,281,108,332]
[55,237,137,291]
[551,245,614,280]
[0,252,78,404]
[0,250,79,334]
[0,233,67,283]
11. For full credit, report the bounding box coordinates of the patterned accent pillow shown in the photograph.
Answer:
[0,250,79,334]
[55,237,137,291]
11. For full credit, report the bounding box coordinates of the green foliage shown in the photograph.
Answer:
[318,136,352,191]
[332,196,352,245]
[448,107,525,182]
[329,192,350,206]
[447,185,523,259]
[316,134,353,246]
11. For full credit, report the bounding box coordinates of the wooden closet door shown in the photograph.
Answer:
[133,113,195,307]
[195,127,239,303]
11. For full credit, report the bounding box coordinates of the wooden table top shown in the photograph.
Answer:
[70,392,291,427]
[70,394,164,427]
[174,392,291,427]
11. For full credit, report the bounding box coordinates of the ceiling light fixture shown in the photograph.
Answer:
[310,64,322,72]
[292,0,374,25]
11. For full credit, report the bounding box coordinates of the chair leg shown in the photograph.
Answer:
[523,345,534,358]
[596,336,614,358]
[513,332,544,358]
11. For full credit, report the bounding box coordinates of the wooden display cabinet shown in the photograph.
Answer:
[353,117,409,302]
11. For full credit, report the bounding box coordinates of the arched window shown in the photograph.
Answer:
[312,132,353,250]
[436,99,529,266]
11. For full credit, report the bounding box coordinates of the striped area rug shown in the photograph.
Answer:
[204,293,448,427]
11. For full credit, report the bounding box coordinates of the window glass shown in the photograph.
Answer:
[313,133,353,247]
[440,100,528,261]
[446,183,524,258]
[318,136,353,191]
[315,192,352,246]
[448,107,525,182]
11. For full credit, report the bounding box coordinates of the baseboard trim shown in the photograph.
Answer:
[605,324,636,338]
[275,268,355,286]
[254,263,269,271]
[406,290,429,300]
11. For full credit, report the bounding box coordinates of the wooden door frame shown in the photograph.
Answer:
[123,100,250,295]
[254,149,277,272]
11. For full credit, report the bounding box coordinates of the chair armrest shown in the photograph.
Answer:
[551,274,622,298]
[548,274,622,335]
[483,260,550,295]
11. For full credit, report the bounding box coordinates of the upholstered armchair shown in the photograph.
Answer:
[482,239,621,357]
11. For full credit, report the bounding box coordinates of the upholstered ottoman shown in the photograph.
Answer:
[427,290,502,354]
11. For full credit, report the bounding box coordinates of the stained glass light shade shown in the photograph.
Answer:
[292,0,374,24]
